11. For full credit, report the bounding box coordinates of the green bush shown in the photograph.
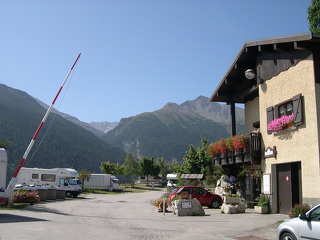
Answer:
[289,203,311,218]
[257,193,270,208]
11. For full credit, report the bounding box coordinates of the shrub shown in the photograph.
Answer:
[257,193,270,208]
[289,203,311,218]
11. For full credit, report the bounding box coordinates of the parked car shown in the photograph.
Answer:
[277,204,320,240]
[168,186,223,209]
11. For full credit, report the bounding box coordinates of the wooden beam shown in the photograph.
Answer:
[224,77,239,85]
[227,83,259,104]
[231,102,236,136]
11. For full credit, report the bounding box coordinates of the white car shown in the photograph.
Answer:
[277,204,320,240]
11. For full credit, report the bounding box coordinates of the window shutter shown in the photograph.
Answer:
[293,94,303,126]
[266,106,274,135]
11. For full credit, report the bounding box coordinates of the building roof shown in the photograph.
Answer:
[210,32,320,104]
[180,174,204,180]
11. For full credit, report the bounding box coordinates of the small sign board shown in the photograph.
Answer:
[182,202,192,208]
[264,146,277,159]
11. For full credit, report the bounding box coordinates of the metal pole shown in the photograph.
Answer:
[5,53,81,205]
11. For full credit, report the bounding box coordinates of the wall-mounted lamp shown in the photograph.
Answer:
[245,69,256,80]
[245,69,264,84]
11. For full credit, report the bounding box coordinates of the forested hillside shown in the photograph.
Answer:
[0,84,126,183]
[102,106,244,162]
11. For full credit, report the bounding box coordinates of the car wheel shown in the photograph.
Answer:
[66,192,72,198]
[210,200,221,209]
[280,232,297,240]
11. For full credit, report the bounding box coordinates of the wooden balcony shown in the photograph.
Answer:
[213,133,261,166]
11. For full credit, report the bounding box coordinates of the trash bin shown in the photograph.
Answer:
[46,186,57,200]
[34,185,48,201]
[56,187,66,200]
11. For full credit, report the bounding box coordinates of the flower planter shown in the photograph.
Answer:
[254,206,268,214]
[243,147,251,162]
[227,151,235,164]
[220,154,228,165]
[14,195,40,205]
[273,126,296,135]
[234,150,243,163]
[224,196,240,204]
[213,156,221,166]
[157,202,168,212]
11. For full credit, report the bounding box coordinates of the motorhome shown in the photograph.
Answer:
[83,174,123,191]
[16,167,82,197]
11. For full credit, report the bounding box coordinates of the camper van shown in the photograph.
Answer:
[16,167,82,198]
[83,174,123,191]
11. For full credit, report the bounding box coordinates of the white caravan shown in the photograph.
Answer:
[16,167,82,197]
[136,174,163,186]
[0,148,7,204]
[83,174,123,191]
[166,173,178,187]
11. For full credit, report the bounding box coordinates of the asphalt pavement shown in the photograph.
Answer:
[0,190,288,240]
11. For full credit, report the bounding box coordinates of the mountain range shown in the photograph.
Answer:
[0,84,125,183]
[0,83,244,183]
[101,96,244,161]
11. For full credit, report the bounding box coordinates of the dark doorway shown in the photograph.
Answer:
[277,162,302,214]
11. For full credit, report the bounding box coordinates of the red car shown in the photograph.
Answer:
[168,186,223,209]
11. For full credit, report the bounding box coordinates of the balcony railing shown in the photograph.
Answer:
[213,133,261,166]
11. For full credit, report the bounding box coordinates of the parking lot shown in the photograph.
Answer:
[0,190,287,240]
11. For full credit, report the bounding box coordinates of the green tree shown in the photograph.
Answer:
[139,156,160,185]
[181,144,201,174]
[79,170,91,191]
[181,138,213,176]
[308,0,320,34]
[123,150,139,187]
[168,159,181,174]
[114,162,124,176]
[100,161,116,174]
[156,157,169,181]
[0,122,11,150]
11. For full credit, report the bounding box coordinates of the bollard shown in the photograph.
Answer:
[163,198,165,215]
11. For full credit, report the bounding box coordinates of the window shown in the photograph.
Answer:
[59,178,66,185]
[266,94,303,134]
[41,174,56,182]
[278,101,293,117]
[193,187,206,195]
[183,187,192,194]
[310,206,320,221]
[32,174,39,179]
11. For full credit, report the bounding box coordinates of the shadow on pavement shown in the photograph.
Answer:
[0,213,48,224]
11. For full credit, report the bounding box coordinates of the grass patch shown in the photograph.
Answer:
[0,203,31,210]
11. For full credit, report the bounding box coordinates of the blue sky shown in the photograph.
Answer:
[1,1,311,123]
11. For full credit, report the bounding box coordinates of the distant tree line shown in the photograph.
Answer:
[82,137,225,188]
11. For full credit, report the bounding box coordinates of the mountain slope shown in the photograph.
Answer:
[34,98,106,137]
[102,97,244,161]
[0,84,126,182]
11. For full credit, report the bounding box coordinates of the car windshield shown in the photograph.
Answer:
[66,178,76,185]
[171,187,179,194]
